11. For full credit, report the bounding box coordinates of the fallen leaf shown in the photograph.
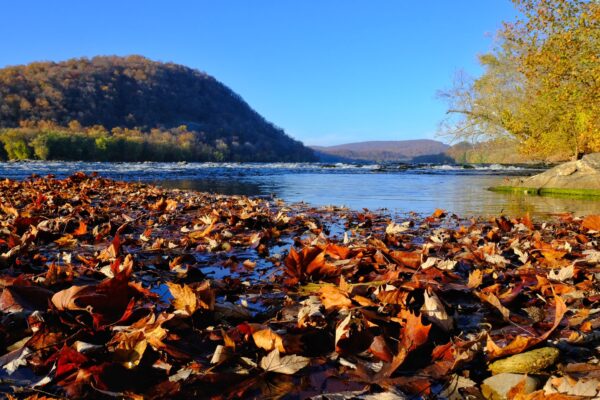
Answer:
[468,269,483,289]
[166,282,197,316]
[253,329,286,353]
[421,289,453,331]
[259,349,309,375]
[582,215,600,231]
[319,285,352,311]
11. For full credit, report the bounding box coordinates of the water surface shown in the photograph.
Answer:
[1,161,599,217]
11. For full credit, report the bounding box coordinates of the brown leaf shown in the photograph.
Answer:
[284,246,338,285]
[486,296,567,360]
[477,291,511,320]
[0,285,53,313]
[51,285,98,311]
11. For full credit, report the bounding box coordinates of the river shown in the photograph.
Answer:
[1,161,599,217]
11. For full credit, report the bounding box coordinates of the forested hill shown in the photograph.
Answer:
[0,56,315,161]
[312,140,451,162]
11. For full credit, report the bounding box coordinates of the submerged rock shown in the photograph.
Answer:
[492,153,600,195]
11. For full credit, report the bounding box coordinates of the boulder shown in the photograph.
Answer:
[492,153,600,195]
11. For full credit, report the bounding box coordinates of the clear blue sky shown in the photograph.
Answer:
[0,1,517,146]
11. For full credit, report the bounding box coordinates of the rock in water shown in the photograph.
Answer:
[489,347,559,375]
[493,153,600,194]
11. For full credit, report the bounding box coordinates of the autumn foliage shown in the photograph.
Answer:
[1,174,600,398]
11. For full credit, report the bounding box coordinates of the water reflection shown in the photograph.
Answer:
[154,179,265,196]
[158,174,600,218]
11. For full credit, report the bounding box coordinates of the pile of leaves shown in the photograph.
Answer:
[1,174,600,399]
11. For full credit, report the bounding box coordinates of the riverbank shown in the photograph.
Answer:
[1,174,599,398]
[492,153,600,199]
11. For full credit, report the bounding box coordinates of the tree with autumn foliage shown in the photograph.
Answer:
[440,0,600,161]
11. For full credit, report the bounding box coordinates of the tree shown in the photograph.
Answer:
[440,0,599,161]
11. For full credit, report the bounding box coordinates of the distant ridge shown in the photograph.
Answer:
[311,139,451,163]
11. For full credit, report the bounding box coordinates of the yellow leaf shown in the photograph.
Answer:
[166,282,197,316]
[252,328,286,353]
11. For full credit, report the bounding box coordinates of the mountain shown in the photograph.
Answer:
[311,139,451,163]
[0,56,315,162]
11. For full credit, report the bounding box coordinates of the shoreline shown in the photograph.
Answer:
[490,185,600,198]
[0,174,599,398]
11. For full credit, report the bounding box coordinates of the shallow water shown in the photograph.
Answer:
[2,161,599,217]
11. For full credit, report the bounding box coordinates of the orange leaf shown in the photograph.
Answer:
[432,208,446,218]
[399,309,431,352]
[389,250,421,268]
[284,246,338,284]
[582,215,600,231]
[325,244,351,260]
[467,269,483,289]
[73,221,88,236]
[477,291,510,320]
[319,285,352,311]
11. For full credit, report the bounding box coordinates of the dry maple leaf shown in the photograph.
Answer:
[111,330,148,369]
[166,282,198,316]
[54,234,78,248]
[284,246,338,285]
[399,309,431,352]
[486,295,567,360]
[477,291,511,321]
[467,269,483,289]
[259,349,309,375]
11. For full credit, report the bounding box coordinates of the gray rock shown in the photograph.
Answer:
[481,373,539,400]
[502,153,600,192]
